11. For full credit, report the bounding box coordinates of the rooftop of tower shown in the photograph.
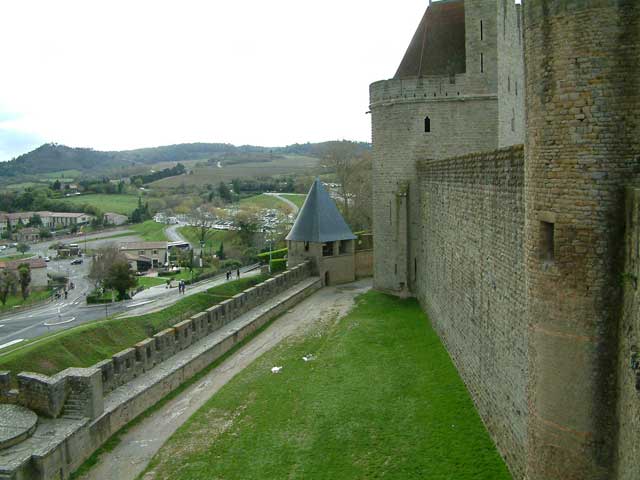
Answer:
[394,0,466,79]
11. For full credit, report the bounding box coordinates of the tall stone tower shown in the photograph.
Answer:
[369,0,524,296]
[523,1,640,479]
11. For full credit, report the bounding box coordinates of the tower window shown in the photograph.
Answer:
[508,76,511,93]
[541,221,555,264]
[480,53,484,73]
[424,116,431,133]
[304,241,309,252]
[515,81,518,96]
[480,20,483,41]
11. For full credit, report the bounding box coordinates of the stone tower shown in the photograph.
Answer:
[523,1,640,479]
[286,179,357,286]
[369,0,524,296]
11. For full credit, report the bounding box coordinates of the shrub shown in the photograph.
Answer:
[257,248,288,262]
[269,258,287,273]
[220,259,242,270]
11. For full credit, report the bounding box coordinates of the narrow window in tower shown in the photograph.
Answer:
[508,76,511,93]
[480,53,484,73]
[424,116,431,133]
[541,221,555,264]
[480,20,483,41]
[414,258,417,277]
[515,80,518,96]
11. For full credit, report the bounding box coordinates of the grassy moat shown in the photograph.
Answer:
[143,291,511,479]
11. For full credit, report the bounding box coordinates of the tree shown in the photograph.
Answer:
[104,260,137,300]
[217,241,225,260]
[231,178,242,195]
[235,207,261,247]
[218,182,233,203]
[0,270,17,306]
[16,243,30,254]
[28,214,42,227]
[89,246,125,289]
[39,228,53,239]
[17,264,31,300]
[52,179,61,191]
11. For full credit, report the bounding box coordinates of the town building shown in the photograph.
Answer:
[119,242,168,268]
[15,228,41,243]
[0,257,48,288]
[103,212,128,226]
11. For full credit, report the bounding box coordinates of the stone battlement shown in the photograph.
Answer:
[0,263,319,479]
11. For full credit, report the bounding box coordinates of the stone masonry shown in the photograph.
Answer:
[371,1,640,479]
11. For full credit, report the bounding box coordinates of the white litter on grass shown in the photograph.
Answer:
[271,366,283,374]
[302,354,314,362]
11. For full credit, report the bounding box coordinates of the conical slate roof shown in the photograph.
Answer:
[394,0,466,79]
[286,179,356,243]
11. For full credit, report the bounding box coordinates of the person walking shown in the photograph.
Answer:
[236,268,240,279]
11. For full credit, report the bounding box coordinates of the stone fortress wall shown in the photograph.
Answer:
[0,263,320,479]
[416,145,526,476]
[371,1,640,479]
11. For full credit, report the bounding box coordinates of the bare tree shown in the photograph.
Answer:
[320,142,372,230]
[88,245,126,289]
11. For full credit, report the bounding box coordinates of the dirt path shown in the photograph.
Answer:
[264,192,300,213]
[80,279,372,480]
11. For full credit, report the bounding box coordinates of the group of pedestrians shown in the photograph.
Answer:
[178,280,186,294]
[225,268,241,281]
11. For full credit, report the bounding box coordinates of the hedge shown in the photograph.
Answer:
[258,248,288,262]
[269,258,287,273]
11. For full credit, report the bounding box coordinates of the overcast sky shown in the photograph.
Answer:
[0,0,439,161]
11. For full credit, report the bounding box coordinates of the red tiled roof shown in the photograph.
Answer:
[395,0,466,79]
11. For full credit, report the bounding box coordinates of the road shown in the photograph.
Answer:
[264,192,301,213]
[0,263,261,354]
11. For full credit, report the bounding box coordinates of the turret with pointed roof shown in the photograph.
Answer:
[286,179,357,286]
[286,179,356,243]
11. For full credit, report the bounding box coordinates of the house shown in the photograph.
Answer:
[0,211,94,233]
[15,228,41,243]
[119,242,168,268]
[104,212,128,226]
[0,257,48,288]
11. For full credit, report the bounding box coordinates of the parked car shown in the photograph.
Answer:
[70,258,83,265]
[44,256,51,262]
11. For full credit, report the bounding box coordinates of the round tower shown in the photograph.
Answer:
[523,2,640,479]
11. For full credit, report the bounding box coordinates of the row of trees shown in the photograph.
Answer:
[0,264,31,306]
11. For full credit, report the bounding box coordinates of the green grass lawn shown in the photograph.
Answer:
[280,193,307,209]
[240,194,292,213]
[0,289,52,313]
[60,194,141,215]
[0,254,35,262]
[143,291,511,480]
[129,220,168,241]
[178,226,236,252]
[137,276,168,288]
[0,275,269,377]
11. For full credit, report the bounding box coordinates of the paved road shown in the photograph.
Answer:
[264,192,301,214]
[164,224,185,242]
[79,279,372,480]
[0,264,261,354]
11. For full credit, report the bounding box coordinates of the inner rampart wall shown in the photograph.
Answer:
[416,145,526,479]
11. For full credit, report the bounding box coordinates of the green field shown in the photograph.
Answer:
[0,254,36,262]
[178,226,235,252]
[129,220,168,241]
[143,291,510,480]
[280,193,307,209]
[151,155,320,188]
[60,194,141,215]
[40,169,83,180]
[137,276,168,288]
[0,289,52,313]
[0,275,269,376]
[239,194,293,213]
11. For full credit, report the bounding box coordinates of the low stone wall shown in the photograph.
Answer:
[0,263,319,479]
[355,250,373,278]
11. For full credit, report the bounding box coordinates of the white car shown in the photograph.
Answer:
[0,245,6,251]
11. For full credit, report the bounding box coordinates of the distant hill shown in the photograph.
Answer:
[0,141,371,182]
